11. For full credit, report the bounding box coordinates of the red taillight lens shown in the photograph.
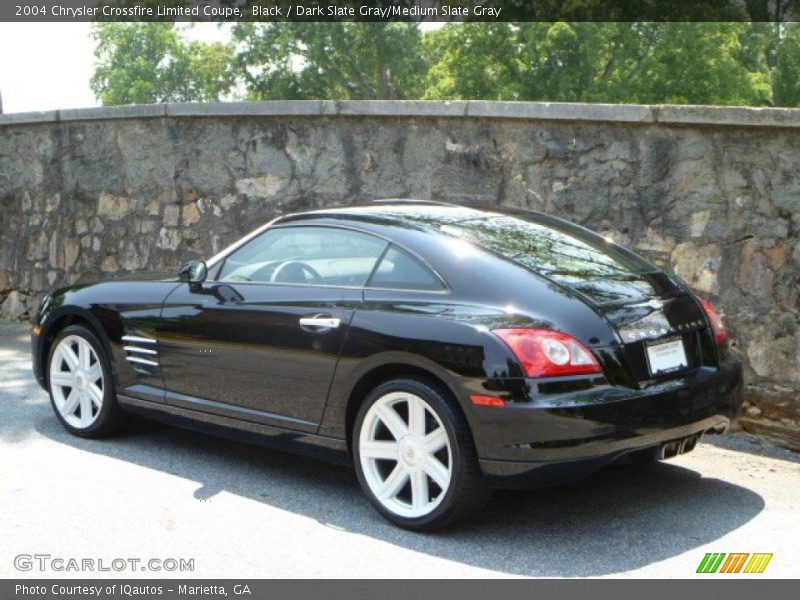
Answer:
[492,328,602,378]
[699,297,728,345]
[469,394,507,407]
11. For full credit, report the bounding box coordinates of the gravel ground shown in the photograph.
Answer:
[1,320,798,578]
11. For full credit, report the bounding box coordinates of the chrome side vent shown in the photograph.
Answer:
[122,335,159,373]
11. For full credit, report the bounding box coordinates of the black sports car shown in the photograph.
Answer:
[32,201,743,530]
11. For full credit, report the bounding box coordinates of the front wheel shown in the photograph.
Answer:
[47,324,126,438]
[353,378,490,531]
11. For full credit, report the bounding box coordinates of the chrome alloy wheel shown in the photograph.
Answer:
[49,335,105,429]
[358,391,453,519]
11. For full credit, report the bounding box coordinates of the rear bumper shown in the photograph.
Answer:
[479,416,729,488]
[469,356,744,488]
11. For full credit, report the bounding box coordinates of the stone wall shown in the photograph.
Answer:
[1,100,798,449]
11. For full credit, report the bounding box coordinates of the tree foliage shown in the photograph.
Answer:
[231,22,427,100]
[91,21,800,108]
[423,24,519,100]
[91,23,235,105]
[424,23,775,106]
[774,24,800,106]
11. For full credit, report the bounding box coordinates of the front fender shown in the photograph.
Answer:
[31,280,180,392]
[32,302,118,391]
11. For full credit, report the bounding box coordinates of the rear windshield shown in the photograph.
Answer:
[434,212,656,280]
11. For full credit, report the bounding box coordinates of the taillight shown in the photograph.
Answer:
[469,394,507,407]
[699,297,728,345]
[492,328,602,378]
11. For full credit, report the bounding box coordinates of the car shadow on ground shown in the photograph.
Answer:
[33,410,767,578]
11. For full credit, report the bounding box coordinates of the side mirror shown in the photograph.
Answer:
[178,260,208,284]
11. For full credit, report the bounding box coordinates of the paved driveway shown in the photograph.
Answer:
[1,320,798,578]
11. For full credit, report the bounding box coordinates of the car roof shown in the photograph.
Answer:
[206,200,495,272]
[275,199,547,232]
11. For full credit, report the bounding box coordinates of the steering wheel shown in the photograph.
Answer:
[270,260,323,284]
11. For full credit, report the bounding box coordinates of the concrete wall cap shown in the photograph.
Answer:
[0,110,59,126]
[335,100,468,117]
[654,104,800,128]
[58,104,167,121]
[466,101,654,122]
[166,100,328,117]
[2,101,800,128]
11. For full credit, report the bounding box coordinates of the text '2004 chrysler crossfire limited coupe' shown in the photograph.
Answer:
[32,202,743,530]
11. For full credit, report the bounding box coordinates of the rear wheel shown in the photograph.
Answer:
[47,324,126,438]
[353,378,490,531]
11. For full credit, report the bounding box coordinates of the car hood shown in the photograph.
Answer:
[47,271,182,309]
[71,270,179,284]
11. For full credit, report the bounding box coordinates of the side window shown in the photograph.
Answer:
[367,245,445,291]
[219,226,388,286]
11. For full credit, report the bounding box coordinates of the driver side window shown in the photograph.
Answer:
[218,226,388,287]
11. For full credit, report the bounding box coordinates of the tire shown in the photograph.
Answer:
[46,324,126,438]
[353,378,490,531]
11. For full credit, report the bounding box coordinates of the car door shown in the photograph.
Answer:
[156,225,388,433]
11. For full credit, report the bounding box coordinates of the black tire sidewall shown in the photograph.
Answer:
[47,324,118,438]
[353,378,474,530]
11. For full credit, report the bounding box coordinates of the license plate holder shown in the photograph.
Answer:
[645,338,688,376]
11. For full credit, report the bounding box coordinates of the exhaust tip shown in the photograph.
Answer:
[661,441,681,459]
[682,435,698,453]
[660,435,699,460]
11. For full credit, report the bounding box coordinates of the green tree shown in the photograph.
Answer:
[423,23,520,100]
[91,23,235,105]
[425,23,776,106]
[231,22,427,100]
[91,21,800,109]
[773,24,800,106]
[515,22,622,102]
[611,23,772,105]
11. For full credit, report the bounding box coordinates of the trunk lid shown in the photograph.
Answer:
[536,268,714,385]
[431,208,716,384]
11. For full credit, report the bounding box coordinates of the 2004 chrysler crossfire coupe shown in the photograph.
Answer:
[32,201,743,530]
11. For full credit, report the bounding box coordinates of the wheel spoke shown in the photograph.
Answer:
[410,470,429,510]
[79,393,94,426]
[378,464,409,501]
[423,455,450,490]
[360,440,399,460]
[423,427,448,454]
[78,341,91,370]
[407,397,427,436]
[88,383,104,408]
[50,371,75,389]
[86,362,102,384]
[59,344,79,371]
[376,404,409,441]
[61,388,80,416]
